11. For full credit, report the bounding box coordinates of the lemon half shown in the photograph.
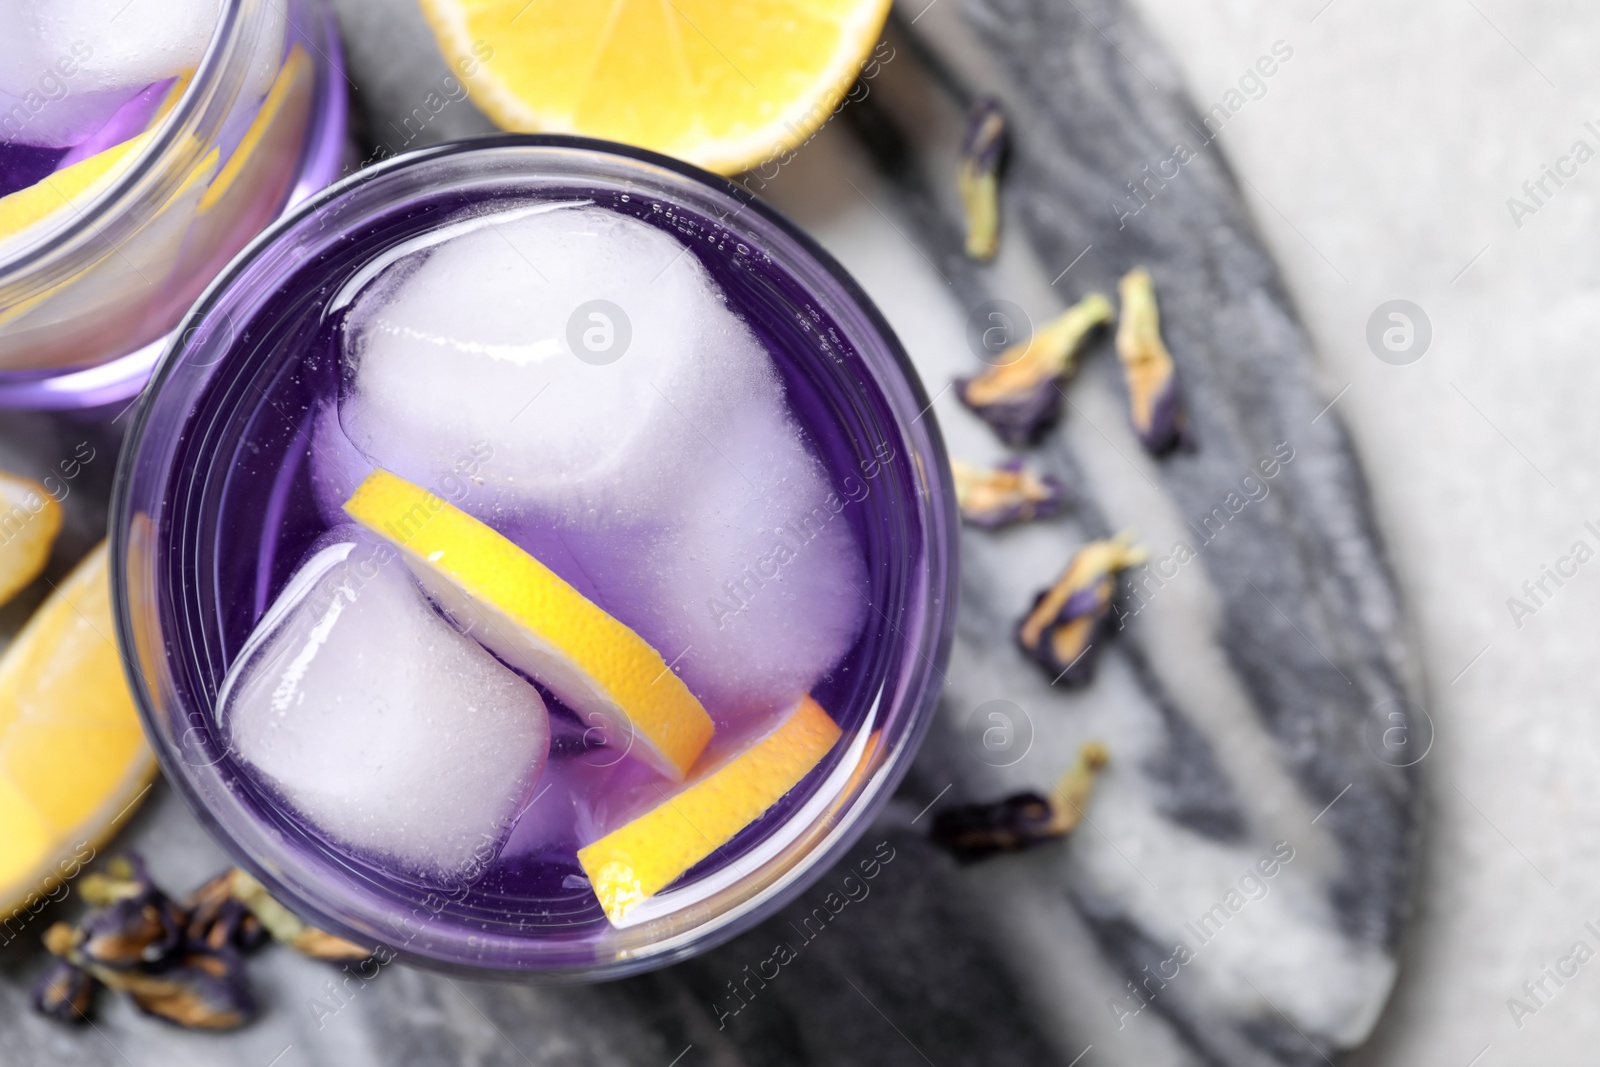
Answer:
[0,543,156,915]
[0,473,61,610]
[419,0,893,175]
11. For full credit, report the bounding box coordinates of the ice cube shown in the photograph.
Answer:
[219,538,551,884]
[308,402,374,527]
[340,202,781,523]
[497,749,665,858]
[339,200,868,723]
[618,405,869,721]
[0,0,222,147]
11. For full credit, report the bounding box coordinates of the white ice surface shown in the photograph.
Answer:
[220,540,551,883]
[341,203,868,722]
[0,0,220,147]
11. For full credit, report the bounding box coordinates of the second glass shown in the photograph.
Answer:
[0,0,346,410]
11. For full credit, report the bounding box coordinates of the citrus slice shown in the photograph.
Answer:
[0,131,156,247]
[343,469,714,780]
[0,140,218,345]
[0,72,191,248]
[578,694,841,924]
[0,542,157,915]
[0,473,62,609]
[418,0,892,175]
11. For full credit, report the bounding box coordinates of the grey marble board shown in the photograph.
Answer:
[0,0,1422,1064]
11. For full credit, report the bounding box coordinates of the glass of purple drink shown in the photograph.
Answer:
[111,136,957,979]
[0,0,346,411]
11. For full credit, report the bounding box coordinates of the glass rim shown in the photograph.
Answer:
[111,134,960,979]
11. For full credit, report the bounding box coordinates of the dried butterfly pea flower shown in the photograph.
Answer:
[292,927,375,960]
[79,871,143,908]
[957,293,1113,446]
[236,911,269,952]
[184,869,232,915]
[79,854,166,908]
[1052,741,1111,827]
[1016,533,1146,684]
[184,871,269,953]
[35,856,365,1030]
[952,458,1067,529]
[32,958,97,1024]
[76,875,185,970]
[1116,267,1191,455]
[42,919,80,957]
[227,869,371,962]
[188,896,256,953]
[124,950,255,1030]
[44,916,256,1030]
[932,792,1056,861]
[958,98,1007,261]
[183,871,234,947]
[932,742,1110,861]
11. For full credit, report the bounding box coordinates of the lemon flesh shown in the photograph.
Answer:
[0,74,189,248]
[0,542,156,914]
[578,694,841,924]
[344,469,714,781]
[418,0,892,175]
[0,132,155,247]
[0,473,62,610]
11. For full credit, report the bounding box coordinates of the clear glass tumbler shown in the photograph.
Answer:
[111,136,957,979]
[0,0,346,411]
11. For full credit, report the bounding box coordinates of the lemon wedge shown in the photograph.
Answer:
[418,0,892,175]
[343,469,714,781]
[0,72,194,248]
[0,131,156,247]
[0,473,62,609]
[578,694,841,924]
[0,542,156,914]
[582,697,844,921]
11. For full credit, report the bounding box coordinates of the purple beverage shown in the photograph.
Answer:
[115,139,956,977]
[0,0,346,410]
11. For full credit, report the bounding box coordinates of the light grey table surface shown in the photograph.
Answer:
[1127,3,1600,1066]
